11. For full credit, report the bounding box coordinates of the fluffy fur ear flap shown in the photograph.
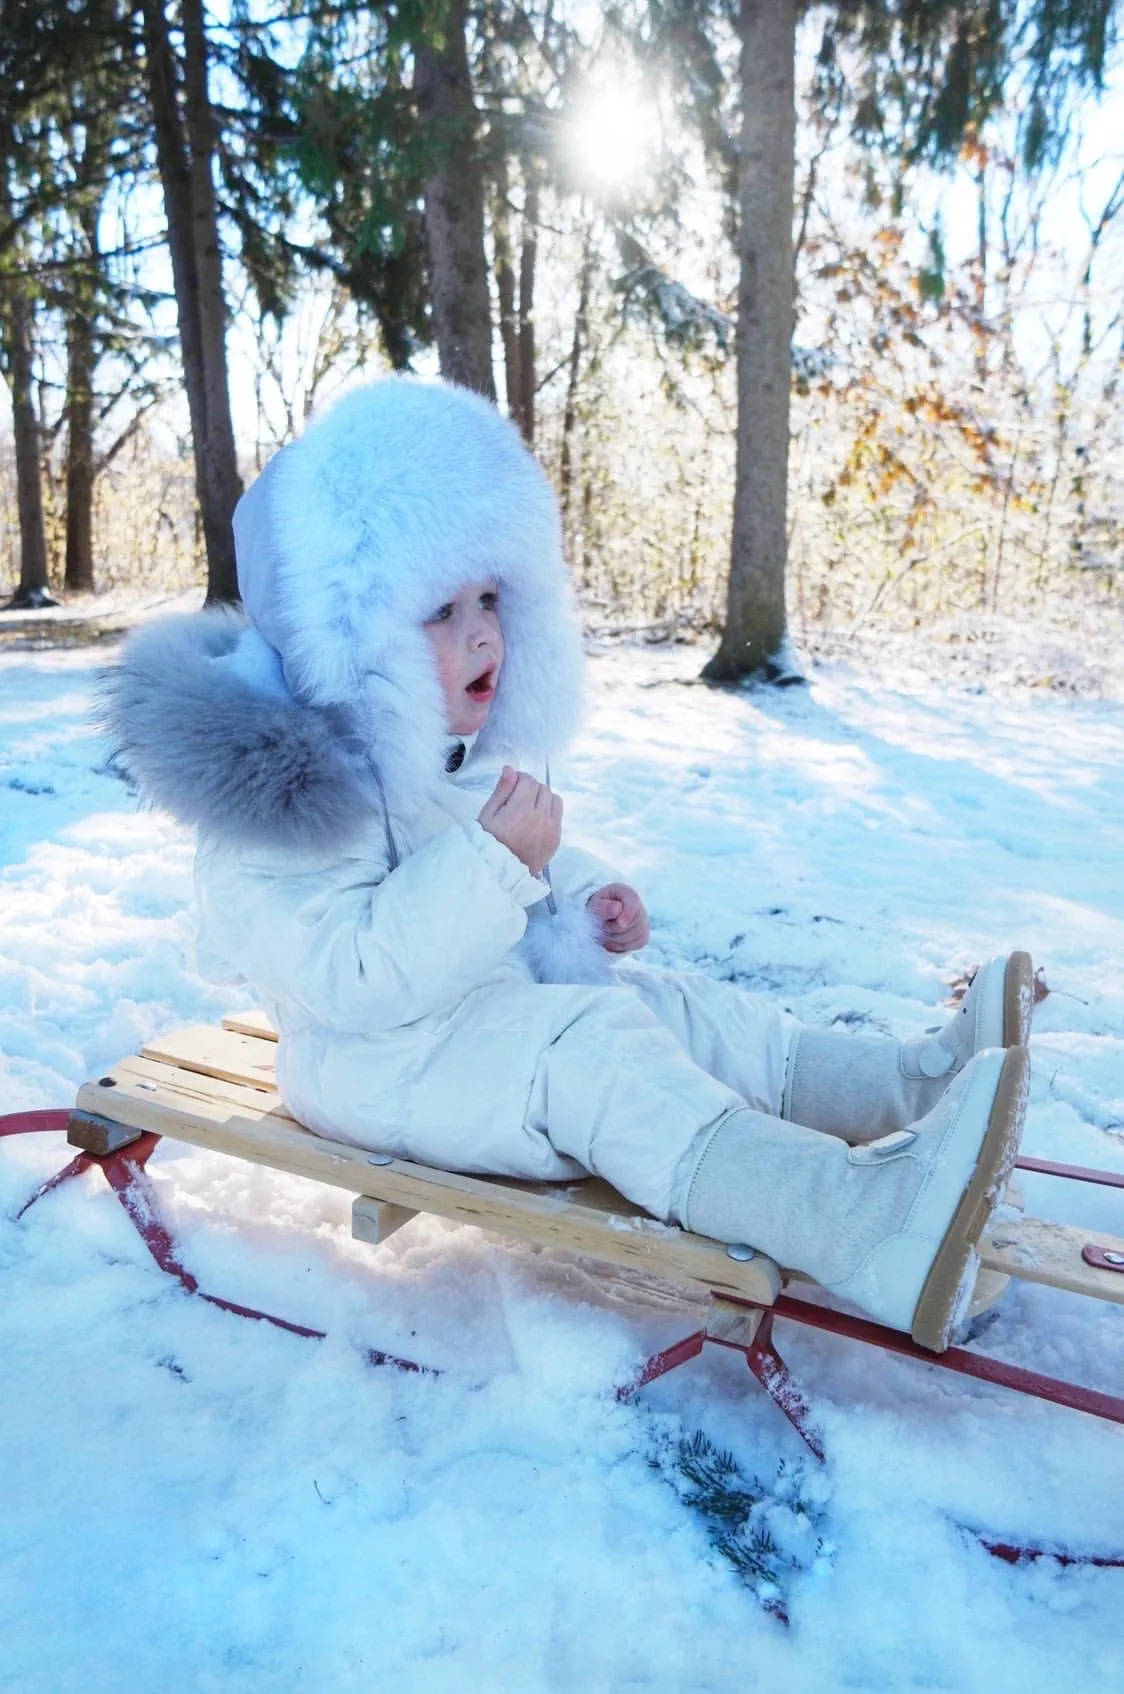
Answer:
[100,610,383,852]
[517,896,616,987]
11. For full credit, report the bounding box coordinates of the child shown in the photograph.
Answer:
[108,378,1033,1354]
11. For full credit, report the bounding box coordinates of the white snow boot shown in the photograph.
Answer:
[783,951,1033,1143]
[681,1046,1030,1352]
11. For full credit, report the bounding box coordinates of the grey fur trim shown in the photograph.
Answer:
[100,608,382,852]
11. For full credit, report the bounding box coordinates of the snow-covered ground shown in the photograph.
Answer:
[1,635,1122,1692]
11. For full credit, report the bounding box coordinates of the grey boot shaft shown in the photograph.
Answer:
[783,953,1033,1142]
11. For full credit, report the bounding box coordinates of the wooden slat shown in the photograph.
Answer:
[96,1054,689,1226]
[979,1215,1124,1305]
[222,1009,277,1041]
[142,1025,279,1091]
[74,1057,784,1305]
[131,1036,712,1227]
[102,1051,295,1120]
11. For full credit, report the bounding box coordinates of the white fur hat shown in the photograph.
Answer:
[232,377,585,814]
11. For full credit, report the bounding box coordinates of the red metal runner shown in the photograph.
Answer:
[738,1311,826,1461]
[5,1108,1122,1571]
[1,1110,98,1219]
[764,1292,1124,1428]
[975,1536,1124,1569]
[4,1115,432,1374]
[616,1328,706,1396]
[1016,1154,1124,1191]
[1,1110,72,1137]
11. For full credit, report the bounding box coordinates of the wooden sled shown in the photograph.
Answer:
[5,1015,1124,1486]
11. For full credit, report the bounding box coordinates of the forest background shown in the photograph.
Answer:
[1,0,1122,687]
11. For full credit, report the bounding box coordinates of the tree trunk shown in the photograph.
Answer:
[63,187,104,596]
[415,0,496,399]
[702,0,796,683]
[141,0,241,604]
[63,105,115,596]
[491,148,522,422]
[63,290,96,593]
[516,171,538,444]
[141,0,207,453]
[2,277,55,608]
[0,132,55,611]
[182,0,241,600]
[560,224,595,532]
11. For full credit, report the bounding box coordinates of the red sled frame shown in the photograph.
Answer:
[4,1108,1124,1572]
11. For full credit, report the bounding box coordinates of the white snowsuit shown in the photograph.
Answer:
[107,377,794,1227]
[194,752,795,1222]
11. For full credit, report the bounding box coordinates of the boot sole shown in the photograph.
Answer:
[910,1046,1030,1353]
[963,1172,1026,1322]
[1002,951,1034,1047]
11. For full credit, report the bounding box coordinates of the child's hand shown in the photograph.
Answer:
[587,883,650,953]
[478,766,563,876]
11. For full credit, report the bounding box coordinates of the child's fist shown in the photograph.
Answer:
[587,883,650,953]
[478,766,563,876]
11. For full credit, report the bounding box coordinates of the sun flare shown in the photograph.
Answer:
[567,86,658,191]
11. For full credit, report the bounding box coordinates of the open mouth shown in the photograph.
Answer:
[466,668,496,699]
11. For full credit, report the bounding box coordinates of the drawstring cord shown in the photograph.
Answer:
[370,760,400,872]
[543,758,558,915]
[371,746,555,906]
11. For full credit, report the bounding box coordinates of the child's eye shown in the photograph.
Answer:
[481,591,498,611]
[431,603,454,622]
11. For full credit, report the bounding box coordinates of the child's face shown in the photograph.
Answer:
[423,578,504,735]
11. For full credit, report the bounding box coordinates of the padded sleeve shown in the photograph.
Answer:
[547,842,626,907]
[196,822,548,1033]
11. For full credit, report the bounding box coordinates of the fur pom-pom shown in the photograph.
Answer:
[518,896,616,987]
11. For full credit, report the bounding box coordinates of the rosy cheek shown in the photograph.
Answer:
[435,650,458,696]
[424,632,455,696]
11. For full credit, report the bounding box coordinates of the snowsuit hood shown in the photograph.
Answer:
[102,377,586,853]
